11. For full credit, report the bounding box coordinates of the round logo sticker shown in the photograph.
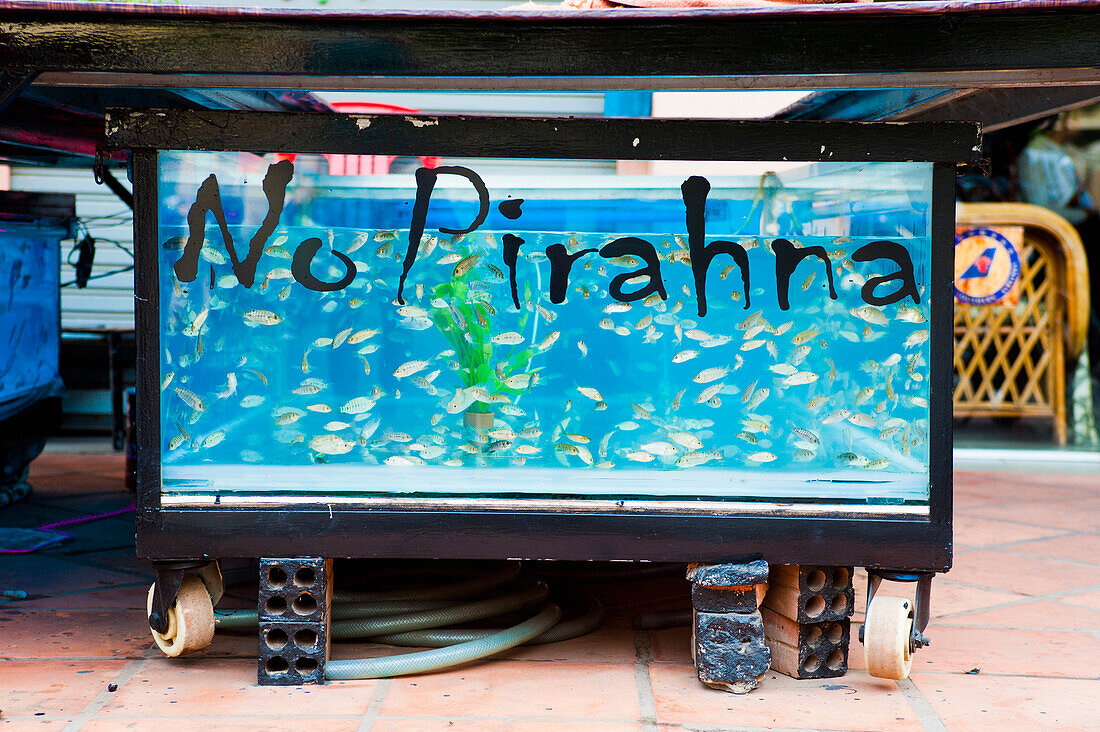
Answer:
[954,227,1021,306]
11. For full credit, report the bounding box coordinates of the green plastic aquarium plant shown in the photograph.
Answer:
[428,239,541,429]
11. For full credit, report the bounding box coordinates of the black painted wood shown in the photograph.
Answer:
[132,148,161,531]
[105,109,982,163]
[928,162,955,568]
[137,508,953,570]
[1,3,1099,81]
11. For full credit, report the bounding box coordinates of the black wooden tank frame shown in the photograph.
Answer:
[106,110,978,641]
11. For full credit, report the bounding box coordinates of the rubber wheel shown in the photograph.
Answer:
[197,561,224,606]
[147,575,215,657]
[864,595,914,680]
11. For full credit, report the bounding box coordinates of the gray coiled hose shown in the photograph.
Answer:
[214,561,603,679]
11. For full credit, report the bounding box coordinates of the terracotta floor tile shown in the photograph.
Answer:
[1057,588,1100,610]
[939,550,1099,596]
[955,471,1096,504]
[937,599,1100,631]
[0,720,73,729]
[371,721,509,732]
[949,471,1071,510]
[912,673,1098,731]
[14,582,150,610]
[76,551,153,577]
[82,717,363,732]
[1006,532,1100,564]
[0,501,84,529]
[95,657,376,717]
[951,515,1069,549]
[852,572,1024,620]
[908,626,1099,678]
[926,579,1026,618]
[31,478,130,504]
[46,517,138,555]
[29,453,120,478]
[372,720,643,732]
[649,664,921,731]
[648,625,692,664]
[0,516,137,558]
[26,469,128,498]
[965,499,1100,532]
[0,658,128,718]
[191,627,259,659]
[0,609,150,658]
[505,722,643,732]
[950,489,1004,512]
[380,661,639,720]
[5,453,1096,731]
[2,555,144,597]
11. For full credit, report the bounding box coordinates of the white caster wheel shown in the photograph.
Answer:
[147,575,215,657]
[197,561,224,606]
[864,595,914,680]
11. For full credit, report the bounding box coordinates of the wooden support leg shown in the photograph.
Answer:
[761,565,854,679]
[687,560,771,694]
[257,557,331,685]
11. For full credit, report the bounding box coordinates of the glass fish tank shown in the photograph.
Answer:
[156,152,933,507]
[0,220,64,422]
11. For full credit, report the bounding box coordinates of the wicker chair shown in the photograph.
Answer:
[953,203,1090,444]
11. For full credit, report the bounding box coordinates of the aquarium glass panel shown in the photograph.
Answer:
[0,222,63,421]
[157,152,933,505]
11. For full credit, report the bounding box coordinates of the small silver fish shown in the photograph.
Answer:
[452,254,480,278]
[850,305,888,326]
[693,366,729,384]
[393,360,429,379]
[791,328,819,346]
[783,371,818,387]
[848,413,876,428]
[340,397,376,414]
[822,409,851,425]
[745,387,770,411]
[696,382,724,404]
[668,431,704,450]
[577,386,603,401]
[675,450,718,468]
[905,330,929,348]
[347,328,379,345]
[491,331,524,346]
[640,441,677,457]
[243,309,282,326]
[174,387,205,412]
[539,331,561,351]
[309,434,354,455]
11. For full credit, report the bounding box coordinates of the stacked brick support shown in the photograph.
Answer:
[258,557,332,685]
[687,560,771,694]
[761,565,854,679]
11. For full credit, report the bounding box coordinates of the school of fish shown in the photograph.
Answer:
[161,226,932,489]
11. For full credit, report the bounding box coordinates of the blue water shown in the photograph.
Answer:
[159,225,931,498]
[0,225,63,421]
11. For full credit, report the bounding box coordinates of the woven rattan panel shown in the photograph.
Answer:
[953,235,1066,442]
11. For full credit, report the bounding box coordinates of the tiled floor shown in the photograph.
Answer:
[1,453,1097,731]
